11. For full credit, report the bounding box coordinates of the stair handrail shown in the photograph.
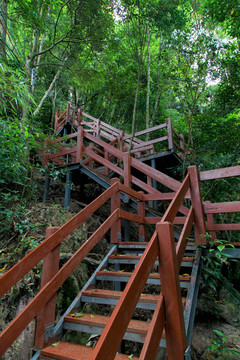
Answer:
[199,166,240,242]
[0,178,152,356]
[44,128,187,195]
[54,102,189,159]
[90,173,193,360]
[0,182,121,356]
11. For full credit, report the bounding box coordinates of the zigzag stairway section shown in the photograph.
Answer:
[0,104,239,360]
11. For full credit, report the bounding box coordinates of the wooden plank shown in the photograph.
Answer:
[100,120,123,135]
[50,132,77,144]
[126,123,167,138]
[131,157,182,192]
[0,182,119,298]
[85,132,124,160]
[130,144,154,154]
[41,341,138,360]
[162,174,190,223]
[205,201,217,241]
[131,136,168,151]
[118,183,143,201]
[204,201,240,214]
[123,153,131,187]
[139,295,165,360]
[0,210,119,357]
[188,166,207,245]
[200,166,240,181]
[119,210,145,224]
[35,227,60,349]
[81,110,99,123]
[206,223,240,231]
[143,193,176,201]
[111,179,121,244]
[167,118,173,150]
[144,217,187,225]
[176,207,194,271]
[172,127,181,140]
[84,147,124,177]
[157,222,187,359]
[89,233,159,360]
[138,192,147,241]
[49,147,77,160]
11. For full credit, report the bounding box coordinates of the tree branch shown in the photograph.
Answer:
[32,27,74,58]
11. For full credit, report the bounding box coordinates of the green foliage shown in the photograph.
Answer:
[0,62,33,118]
[208,330,240,359]
[200,236,234,299]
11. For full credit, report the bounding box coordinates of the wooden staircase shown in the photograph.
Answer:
[37,239,199,360]
[0,103,239,360]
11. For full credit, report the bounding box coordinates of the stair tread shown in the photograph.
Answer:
[82,288,160,303]
[40,341,138,360]
[118,242,148,246]
[96,270,191,282]
[109,255,194,262]
[64,313,151,335]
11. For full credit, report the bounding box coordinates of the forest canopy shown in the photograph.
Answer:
[0,0,239,229]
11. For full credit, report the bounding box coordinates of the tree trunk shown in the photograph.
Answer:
[33,68,62,118]
[0,0,8,58]
[145,25,150,141]
[129,59,141,152]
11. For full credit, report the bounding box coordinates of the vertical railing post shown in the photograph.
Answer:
[147,175,153,208]
[138,192,146,242]
[54,109,58,133]
[77,108,81,126]
[188,165,207,244]
[95,119,100,138]
[205,201,217,242]
[34,227,60,349]
[123,152,131,188]
[76,126,83,163]
[110,178,121,244]
[167,118,174,151]
[64,170,72,209]
[156,222,187,360]
[66,102,71,123]
[88,143,94,168]
[104,150,109,176]
[180,134,185,159]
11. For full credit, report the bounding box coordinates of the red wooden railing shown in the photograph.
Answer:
[0,172,194,359]
[90,173,194,360]
[43,126,191,217]
[54,103,188,159]
[0,163,239,358]
[199,166,240,242]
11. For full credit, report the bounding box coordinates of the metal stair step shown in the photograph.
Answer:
[96,271,190,288]
[63,313,162,344]
[118,242,196,251]
[108,255,194,267]
[81,288,160,310]
[118,242,148,249]
[40,341,138,360]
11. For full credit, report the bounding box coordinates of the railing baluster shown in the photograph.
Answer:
[34,227,60,349]
[123,152,131,188]
[111,178,121,243]
[157,222,187,360]
[167,117,174,150]
[138,191,146,242]
[188,166,207,244]
[205,201,217,241]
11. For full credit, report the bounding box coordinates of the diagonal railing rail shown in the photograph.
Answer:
[0,165,239,358]
[89,173,194,360]
[43,127,191,216]
[54,102,188,160]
